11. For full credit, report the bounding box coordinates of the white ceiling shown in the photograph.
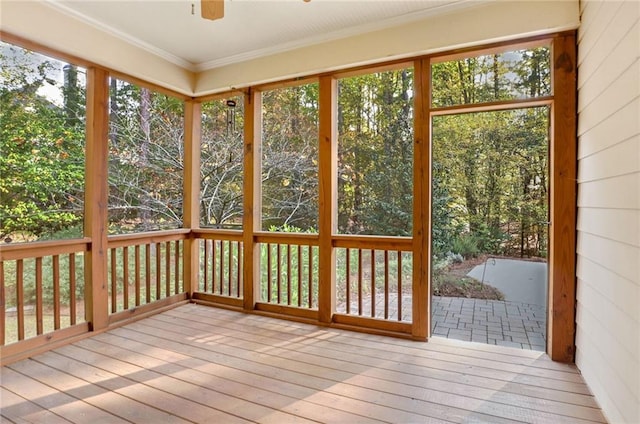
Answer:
[47,0,470,71]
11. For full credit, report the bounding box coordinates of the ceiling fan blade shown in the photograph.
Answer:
[201,0,224,21]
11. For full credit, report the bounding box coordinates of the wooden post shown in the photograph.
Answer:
[412,59,431,340]
[183,99,202,297]
[548,32,577,362]
[84,67,109,331]
[318,76,337,324]
[243,89,262,310]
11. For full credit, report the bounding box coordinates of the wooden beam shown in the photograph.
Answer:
[183,100,202,297]
[84,67,110,332]
[412,59,431,340]
[243,89,262,311]
[548,32,577,363]
[318,76,337,324]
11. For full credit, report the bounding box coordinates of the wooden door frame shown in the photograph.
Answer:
[418,32,577,362]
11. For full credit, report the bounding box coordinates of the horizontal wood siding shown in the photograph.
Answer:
[576,1,640,423]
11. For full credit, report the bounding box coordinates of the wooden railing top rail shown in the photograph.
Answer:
[332,234,412,250]
[192,228,243,241]
[107,229,190,249]
[0,238,91,261]
[0,231,412,262]
[254,231,319,245]
[193,231,412,250]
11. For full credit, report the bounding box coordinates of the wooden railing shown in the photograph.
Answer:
[1,229,417,362]
[194,230,244,302]
[335,247,412,320]
[256,233,319,310]
[0,238,91,356]
[106,230,188,323]
[332,235,413,334]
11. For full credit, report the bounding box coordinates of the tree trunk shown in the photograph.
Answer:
[140,88,152,231]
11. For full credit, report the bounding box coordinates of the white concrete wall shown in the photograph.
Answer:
[576,1,640,422]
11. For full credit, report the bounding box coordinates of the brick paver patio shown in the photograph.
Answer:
[432,296,547,351]
[337,294,547,351]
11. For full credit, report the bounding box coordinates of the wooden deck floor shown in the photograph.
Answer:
[1,303,606,424]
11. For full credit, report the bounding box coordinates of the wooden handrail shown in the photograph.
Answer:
[0,232,412,261]
[192,228,243,241]
[254,231,319,245]
[332,235,412,250]
[107,229,190,248]
[0,238,91,261]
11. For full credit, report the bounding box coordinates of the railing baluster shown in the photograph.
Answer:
[155,243,161,300]
[135,244,141,306]
[52,255,60,330]
[219,240,224,295]
[345,247,351,314]
[286,244,291,305]
[110,249,117,313]
[122,247,128,311]
[297,245,302,307]
[371,249,375,318]
[69,253,76,325]
[211,239,216,293]
[236,242,242,297]
[35,257,43,335]
[227,240,232,297]
[266,243,272,302]
[357,249,363,316]
[308,246,313,308]
[397,251,402,321]
[16,259,24,340]
[165,241,171,298]
[384,250,389,320]
[145,244,151,303]
[203,239,209,292]
[0,260,4,345]
[174,240,180,294]
[277,244,282,304]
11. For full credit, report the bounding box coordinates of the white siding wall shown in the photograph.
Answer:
[576,1,640,423]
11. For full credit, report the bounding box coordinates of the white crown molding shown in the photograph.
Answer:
[42,0,197,71]
[194,0,489,71]
[41,0,489,74]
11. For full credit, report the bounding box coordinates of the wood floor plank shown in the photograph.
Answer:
[112,322,579,422]
[74,336,454,424]
[159,307,593,397]
[1,367,129,424]
[53,344,298,424]
[2,304,606,424]
[186,305,577,374]
[105,326,507,424]
[139,310,602,422]
[72,336,392,424]
[169,306,584,382]
[1,387,71,424]
[15,353,192,424]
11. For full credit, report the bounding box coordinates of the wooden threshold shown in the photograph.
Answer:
[2,303,605,424]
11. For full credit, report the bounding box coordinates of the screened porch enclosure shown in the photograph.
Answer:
[0,32,576,366]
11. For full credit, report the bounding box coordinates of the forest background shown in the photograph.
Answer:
[0,42,551,309]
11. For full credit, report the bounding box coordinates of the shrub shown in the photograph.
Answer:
[451,233,480,259]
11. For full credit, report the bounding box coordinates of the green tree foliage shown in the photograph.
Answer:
[108,79,184,233]
[200,96,244,228]
[0,43,85,240]
[262,84,319,231]
[1,39,551,261]
[337,69,414,236]
[431,47,551,258]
